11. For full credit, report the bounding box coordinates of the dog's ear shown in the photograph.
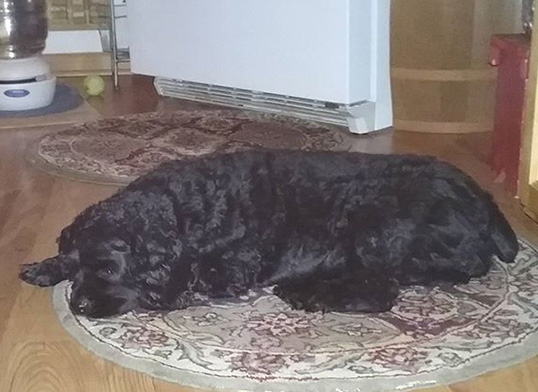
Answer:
[131,231,196,310]
[19,252,79,287]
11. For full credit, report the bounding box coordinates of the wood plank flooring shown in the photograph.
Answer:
[1,75,537,392]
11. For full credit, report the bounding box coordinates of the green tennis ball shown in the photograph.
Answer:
[83,75,105,96]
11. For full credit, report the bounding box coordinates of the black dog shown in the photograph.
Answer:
[20,150,518,318]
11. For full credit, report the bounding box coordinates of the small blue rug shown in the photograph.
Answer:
[0,84,84,118]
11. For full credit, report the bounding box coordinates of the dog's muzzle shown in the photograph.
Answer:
[71,296,94,315]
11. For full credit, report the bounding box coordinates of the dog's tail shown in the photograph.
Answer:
[488,199,518,263]
[430,159,518,264]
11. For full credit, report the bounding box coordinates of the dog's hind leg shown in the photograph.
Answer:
[400,233,496,286]
[20,254,77,287]
[399,214,493,286]
[399,256,477,286]
[273,268,399,313]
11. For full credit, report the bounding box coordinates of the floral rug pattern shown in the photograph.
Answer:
[53,239,538,392]
[31,109,348,185]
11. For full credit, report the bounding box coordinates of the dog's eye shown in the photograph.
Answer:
[99,267,114,277]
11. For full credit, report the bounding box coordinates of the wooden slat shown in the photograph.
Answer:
[44,53,131,77]
[391,68,497,82]
[394,119,493,133]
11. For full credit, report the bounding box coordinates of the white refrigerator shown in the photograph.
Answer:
[127,0,392,133]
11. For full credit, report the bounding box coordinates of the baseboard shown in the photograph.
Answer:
[44,53,131,77]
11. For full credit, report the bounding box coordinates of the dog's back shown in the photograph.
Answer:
[116,149,517,286]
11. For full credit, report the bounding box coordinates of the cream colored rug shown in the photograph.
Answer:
[53,239,538,392]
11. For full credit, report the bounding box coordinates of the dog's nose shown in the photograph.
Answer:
[75,297,94,315]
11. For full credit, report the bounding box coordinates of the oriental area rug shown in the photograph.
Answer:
[28,109,350,185]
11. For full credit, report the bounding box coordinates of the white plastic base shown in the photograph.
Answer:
[155,78,392,133]
[0,77,57,111]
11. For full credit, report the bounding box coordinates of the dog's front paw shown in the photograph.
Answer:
[19,262,63,287]
[273,285,330,313]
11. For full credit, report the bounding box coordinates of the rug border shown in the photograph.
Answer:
[26,138,134,186]
[52,238,538,392]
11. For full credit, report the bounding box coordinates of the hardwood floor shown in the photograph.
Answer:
[1,75,538,392]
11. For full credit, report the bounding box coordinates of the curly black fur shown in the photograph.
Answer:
[20,150,518,317]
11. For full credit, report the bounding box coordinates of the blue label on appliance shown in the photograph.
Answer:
[4,89,30,98]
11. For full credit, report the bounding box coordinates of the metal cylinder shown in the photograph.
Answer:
[0,0,49,59]
[523,0,535,37]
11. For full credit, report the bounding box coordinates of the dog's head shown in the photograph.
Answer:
[67,228,188,318]
[60,191,189,318]
[69,237,140,318]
